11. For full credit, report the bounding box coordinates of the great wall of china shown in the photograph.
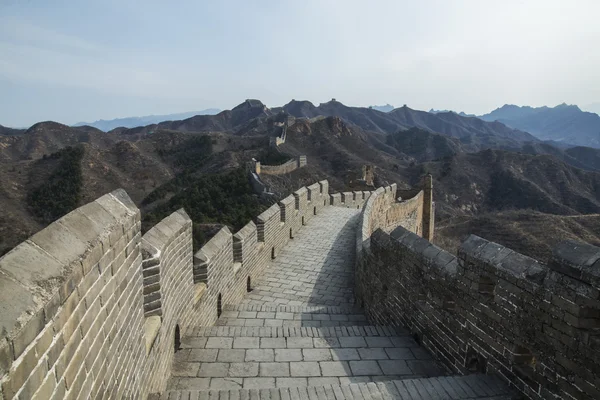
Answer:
[0,175,598,400]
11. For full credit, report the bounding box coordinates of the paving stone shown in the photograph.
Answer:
[302,349,332,361]
[275,349,302,362]
[319,361,351,376]
[378,360,412,375]
[233,338,260,349]
[218,350,246,363]
[289,362,321,377]
[260,338,286,349]
[365,337,393,348]
[286,338,313,349]
[209,377,244,390]
[276,378,308,388]
[339,376,372,385]
[182,337,208,349]
[206,338,234,349]
[189,349,219,362]
[384,348,415,360]
[172,379,207,392]
[338,337,367,348]
[330,348,360,361]
[259,363,291,377]
[173,362,200,377]
[349,360,383,376]
[198,363,229,377]
[312,338,340,348]
[357,348,389,360]
[246,349,275,362]
[228,363,259,377]
[308,377,341,386]
[243,378,275,389]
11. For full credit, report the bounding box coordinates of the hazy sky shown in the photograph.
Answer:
[1,0,599,127]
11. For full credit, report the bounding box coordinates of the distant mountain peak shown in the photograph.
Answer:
[73,109,221,132]
[233,99,266,110]
[480,103,599,147]
[369,104,394,113]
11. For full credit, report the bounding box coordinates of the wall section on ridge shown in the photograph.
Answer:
[0,175,432,400]
[360,222,600,400]
[0,177,366,400]
[354,177,434,311]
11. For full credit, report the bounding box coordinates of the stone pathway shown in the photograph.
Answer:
[163,207,515,399]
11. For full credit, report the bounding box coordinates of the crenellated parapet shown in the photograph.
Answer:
[253,155,307,176]
[2,177,425,399]
[354,176,435,306]
[359,223,600,400]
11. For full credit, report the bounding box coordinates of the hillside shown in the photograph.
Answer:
[435,211,600,263]
[0,124,25,136]
[413,149,600,220]
[0,121,115,162]
[2,98,600,262]
[481,104,600,148]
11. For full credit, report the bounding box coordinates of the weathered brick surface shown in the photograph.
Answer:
[358,225,600,400]
[0,189,143,400]
[258,156,307,176]
[0,178,433,400]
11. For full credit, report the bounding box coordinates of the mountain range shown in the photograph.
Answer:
[73,108,221,131]
[480,103,600,148]
[2,98,600,262]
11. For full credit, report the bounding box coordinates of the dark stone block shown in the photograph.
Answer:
[421,244,442,263]
[412,237,432,255]
[433,250,456,272]
[550,240,600,282]
[390,226,411,242]
[458,235,489,259]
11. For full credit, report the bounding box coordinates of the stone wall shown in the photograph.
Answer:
[4,177,401,399]
[140,209,196,395]
[0,189,145,400]
[257,155,307,176]
[359,225,600,400]
[354,179,433,304]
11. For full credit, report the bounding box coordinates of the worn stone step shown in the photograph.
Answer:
[223,304,362,315]
[186,325,410,338]
[160,374,515,399]
[216,318,372,328]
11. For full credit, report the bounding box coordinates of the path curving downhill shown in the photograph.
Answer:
[162,207,515,399]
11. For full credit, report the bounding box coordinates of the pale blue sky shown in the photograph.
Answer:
[1,0,599,127]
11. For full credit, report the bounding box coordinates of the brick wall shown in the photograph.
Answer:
[354,180,433,304]
[0,178,429,400]
[0,189,145,399]
[140,209,194,396]
[258,155,307,176]
[360,225,600,400]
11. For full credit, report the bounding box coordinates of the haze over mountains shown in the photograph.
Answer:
[73,108,221,131]
[480,103,600,148]
[2,98,600,261]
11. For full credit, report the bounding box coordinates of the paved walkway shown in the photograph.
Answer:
[163,207,514,399]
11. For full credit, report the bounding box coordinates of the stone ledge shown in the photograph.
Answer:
[144,316,161,354]
[194,283,207,305]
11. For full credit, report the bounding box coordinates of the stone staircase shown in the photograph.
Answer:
[162,374,513,399]
[161,208,516,399]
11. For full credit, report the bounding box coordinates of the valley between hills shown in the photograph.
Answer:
[2,99,600,262]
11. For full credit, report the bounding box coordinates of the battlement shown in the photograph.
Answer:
[0,178,431,399]
[357,222,600,399]
[253,155,307,176]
